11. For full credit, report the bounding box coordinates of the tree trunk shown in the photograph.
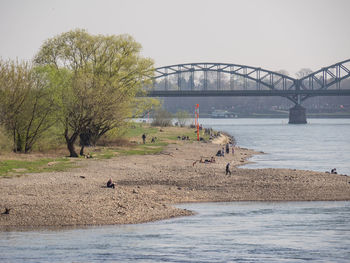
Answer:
[13,129,17,153]
[24,145,31,154]
[15,132,23,153]
[80,145,85,156]
[67,139,79,157]
[65,129,79,157]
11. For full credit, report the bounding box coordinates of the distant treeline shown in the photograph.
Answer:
[160,96,350,116]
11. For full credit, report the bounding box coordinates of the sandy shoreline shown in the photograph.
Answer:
[1,134,350,230]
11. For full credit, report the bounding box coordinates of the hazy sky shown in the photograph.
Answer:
[1,0,349,76]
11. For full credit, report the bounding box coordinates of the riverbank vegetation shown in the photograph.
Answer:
[0,123,209,177]
[0,29,210,178]
[0,29,158,158]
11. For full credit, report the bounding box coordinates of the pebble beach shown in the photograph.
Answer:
[1,134,350,229]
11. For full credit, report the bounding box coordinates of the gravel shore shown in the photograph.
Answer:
[1,136,350,229]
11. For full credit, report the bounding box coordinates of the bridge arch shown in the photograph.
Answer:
[149,60,350,123]
[295,59,350,102]
[154,62,296,94]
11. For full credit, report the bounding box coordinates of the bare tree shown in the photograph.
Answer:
[0,60,56,153]
[296,68,313,78]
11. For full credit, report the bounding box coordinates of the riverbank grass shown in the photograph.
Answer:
[0,123,209,176]
[0,158,75,177]
[93,123,205,158]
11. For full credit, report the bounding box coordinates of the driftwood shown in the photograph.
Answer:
[159,152,174,157]
[2,208,10,215]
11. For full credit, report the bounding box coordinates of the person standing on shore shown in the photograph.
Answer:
[226,162,231,175]
[232,146,235,155]
[142,133,146,144]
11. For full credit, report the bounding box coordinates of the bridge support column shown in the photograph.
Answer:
[289,104,307,124]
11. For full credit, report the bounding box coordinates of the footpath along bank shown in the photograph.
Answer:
[1,126,350,229]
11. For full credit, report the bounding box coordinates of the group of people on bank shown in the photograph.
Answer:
[106,131,237,190]
[216,142,235,157]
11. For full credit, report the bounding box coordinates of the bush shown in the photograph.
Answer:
[151,109,173,127]
[33,126,65,152]
[0,126,12,153]
[95,126,131,146]
[175,110,190,127]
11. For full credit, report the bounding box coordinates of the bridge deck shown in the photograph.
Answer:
[147,89,350,97]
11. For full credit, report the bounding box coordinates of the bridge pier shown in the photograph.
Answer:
[289,104,307,124]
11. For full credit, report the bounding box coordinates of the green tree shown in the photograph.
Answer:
[0,60,56,153]
[34,29,155,157]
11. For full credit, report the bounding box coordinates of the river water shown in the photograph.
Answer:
[200,118,350,176]
[1,202,349,262]
[1,118,350,262]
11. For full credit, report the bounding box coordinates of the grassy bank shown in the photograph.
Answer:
[0,123,208,177]
[90,123,206,158]
[0,158,76,177]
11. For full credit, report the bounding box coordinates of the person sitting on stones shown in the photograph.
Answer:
[107,178,115,188]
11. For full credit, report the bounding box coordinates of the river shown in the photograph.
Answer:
[200,118,350,176]
[1,202,349,262]
[1,118,349,262]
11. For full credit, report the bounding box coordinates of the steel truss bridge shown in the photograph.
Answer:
[148,59,350,105]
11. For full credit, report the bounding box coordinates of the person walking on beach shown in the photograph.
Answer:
[142,133,146,144]
[225,162,231,175]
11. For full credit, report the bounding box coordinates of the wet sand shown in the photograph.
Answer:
[1,135,350,229]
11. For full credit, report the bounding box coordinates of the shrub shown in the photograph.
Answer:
[175,110,190,127]
[151,109,173,127]
[0,126,12,153]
